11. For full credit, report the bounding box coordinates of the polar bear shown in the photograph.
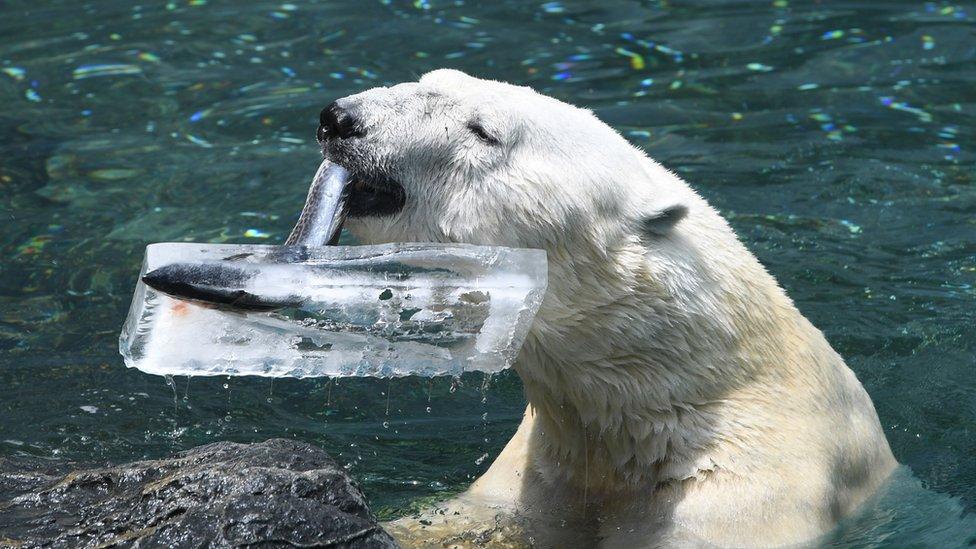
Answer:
[316,69,897,547]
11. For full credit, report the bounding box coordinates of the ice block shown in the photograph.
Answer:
[119,242,547,378]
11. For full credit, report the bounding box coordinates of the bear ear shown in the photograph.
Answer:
[639,202,688,236]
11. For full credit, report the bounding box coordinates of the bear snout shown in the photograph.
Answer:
[318,100,364,142]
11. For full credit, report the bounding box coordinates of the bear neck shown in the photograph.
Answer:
[514,225,805,492]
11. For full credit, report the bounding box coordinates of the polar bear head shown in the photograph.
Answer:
[319,69,748,394]
[318,68,795,488]
[322,69,692,252]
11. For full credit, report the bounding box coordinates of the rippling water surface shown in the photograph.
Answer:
[1,1,974,545]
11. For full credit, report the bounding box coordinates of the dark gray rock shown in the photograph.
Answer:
[0,439,399,548]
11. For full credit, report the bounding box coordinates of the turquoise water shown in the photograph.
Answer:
[1,0,974,545]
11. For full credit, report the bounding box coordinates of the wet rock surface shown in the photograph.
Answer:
[0,439,398,548]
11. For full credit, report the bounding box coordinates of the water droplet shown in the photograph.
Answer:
[164,375,178,410]
[382,421,390,429]
[425,406,432,413]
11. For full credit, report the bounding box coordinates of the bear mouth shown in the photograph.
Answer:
[345,171,406,219]
[320,140,406,221]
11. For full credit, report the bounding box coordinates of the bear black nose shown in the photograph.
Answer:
[318,101,363,142]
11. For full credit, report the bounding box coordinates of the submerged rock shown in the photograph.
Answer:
[0,439,398,548]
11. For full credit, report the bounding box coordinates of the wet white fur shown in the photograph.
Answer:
[337,69,897,547]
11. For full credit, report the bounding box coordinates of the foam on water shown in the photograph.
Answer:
[119,242,546,378]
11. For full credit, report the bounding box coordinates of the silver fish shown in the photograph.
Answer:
[285,159,353,246]
[142,159,354,310]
